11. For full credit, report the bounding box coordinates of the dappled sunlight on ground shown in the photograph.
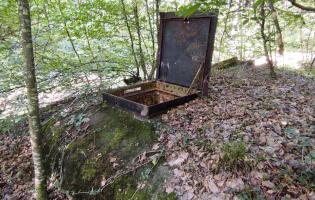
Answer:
[254,51,313,69]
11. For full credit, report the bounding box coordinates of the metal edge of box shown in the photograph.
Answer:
[102,92,148,116]
[103,90,198,118]
[159,11,218,19]
[147,93,198,117]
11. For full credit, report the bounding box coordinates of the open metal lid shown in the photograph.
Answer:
[156,12,218,92]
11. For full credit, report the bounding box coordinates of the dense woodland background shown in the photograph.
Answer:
[1,0,314,118]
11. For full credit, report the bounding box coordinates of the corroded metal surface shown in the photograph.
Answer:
[109,81,156,96]
[126,90,178,106]
[156,81,193,96]
[156,12,218,94]
[103,80,198,117]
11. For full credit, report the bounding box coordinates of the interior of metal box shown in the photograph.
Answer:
[125,90,178,106]
[109,81,195,106]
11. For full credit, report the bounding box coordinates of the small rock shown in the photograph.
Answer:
[262,180,275,188]
[226,178,244,190]
[208,181,220,194]
[4,194,19,200]
[274,124,282,134]
[182,191,194,200]
[267,189,275,194]
[243,135,250,143]
[308,192,315,200]
[16,170,24,180]
[165,186,174,193]
[258,135,267,145]
[280,120,288,126]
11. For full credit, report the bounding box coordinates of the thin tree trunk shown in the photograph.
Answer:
[58,4,81,64]
[133,0,148,79]
[145,0,156,79]
[268,0,284,55]
[155,0,160,36]
[120,0,140,77]
[259,3,277,78]
[78,1,104,91]
[148,0,160,79]
[218,0,232,61]
[18,0,48,199]
[57,1,92,87]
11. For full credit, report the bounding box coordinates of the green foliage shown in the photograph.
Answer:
[204,141,215,153]
[297,168,315,189]
[0,0,314,99]
[275,165,315,190]
[233,186,265,200]
[0,115,26,135]
[218,141,253,173]
[114,177,177,200]
[177,3,200,17]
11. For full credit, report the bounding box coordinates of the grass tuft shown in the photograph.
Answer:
[217,141,253,173]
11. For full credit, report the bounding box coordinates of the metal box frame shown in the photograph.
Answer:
[103,12,218,117]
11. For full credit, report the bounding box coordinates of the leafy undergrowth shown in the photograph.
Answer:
[1,66,315,199]
[0,95,101,199]
[160,66,315,199]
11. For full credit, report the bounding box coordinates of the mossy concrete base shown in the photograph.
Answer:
[60,105,175,199]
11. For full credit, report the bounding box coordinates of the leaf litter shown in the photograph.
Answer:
[161,67,315,199]
[1,66,314,199]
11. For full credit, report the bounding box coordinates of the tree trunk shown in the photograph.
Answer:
[288,0,315,12]
[218,0,232,61]
[18,0,48,199]
[57,1,92,88]
[133,0,148,79]
[148,0,160,79]
[145,0,156,79]
[259,3,277,78]
[268,0,284,55]
[120,0,140,77]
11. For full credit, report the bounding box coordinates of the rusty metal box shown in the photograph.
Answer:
[103,12,218,117]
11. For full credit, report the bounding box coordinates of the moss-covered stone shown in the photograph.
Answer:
[58,106,172,199]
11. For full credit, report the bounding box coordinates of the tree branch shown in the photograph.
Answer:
[288,0,315,12]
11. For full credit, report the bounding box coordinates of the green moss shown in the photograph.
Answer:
[96,107,156,155]
[81,159,97,181]
[115,185,177,200]
[205,142,214,153]
[109,128,125,148]
[59,106,162,198]
[113,175,177,200]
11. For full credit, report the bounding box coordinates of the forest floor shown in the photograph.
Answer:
[0,64,314,200]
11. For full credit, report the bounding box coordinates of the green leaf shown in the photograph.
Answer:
[254,0,265,9]
[284,127,299,139]
[178,4,200,17]
[310,150,315,159]
[152,157,158,166]
[242,19,249,25]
